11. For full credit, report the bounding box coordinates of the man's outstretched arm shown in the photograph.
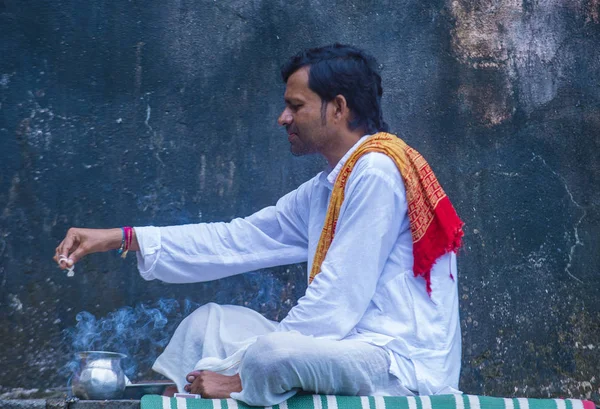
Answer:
[134,179,313,283]
[55,179,314,283]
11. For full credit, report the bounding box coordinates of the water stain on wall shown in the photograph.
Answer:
[449,0,592,125]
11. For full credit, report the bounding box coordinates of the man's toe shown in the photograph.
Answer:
[186,370,202,382]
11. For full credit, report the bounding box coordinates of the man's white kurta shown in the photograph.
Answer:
[135,136,462,396]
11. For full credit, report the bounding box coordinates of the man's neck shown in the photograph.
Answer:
[321,129,367,168]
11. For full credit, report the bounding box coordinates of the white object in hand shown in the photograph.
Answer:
[58,255,75,277]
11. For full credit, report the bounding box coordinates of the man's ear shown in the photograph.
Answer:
[332,94,349,122]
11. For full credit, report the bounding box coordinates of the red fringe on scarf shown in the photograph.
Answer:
[413,195,464,295]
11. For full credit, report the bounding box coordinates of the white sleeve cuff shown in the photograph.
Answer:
[133,226,161,281]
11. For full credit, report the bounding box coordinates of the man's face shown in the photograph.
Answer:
[278,67,330,156]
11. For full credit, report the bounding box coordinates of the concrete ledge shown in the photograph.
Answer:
[0,399,47,409]
[69,400,141,409]
[0,400,141,409]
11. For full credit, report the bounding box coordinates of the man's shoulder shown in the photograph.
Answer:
[354,152,402,179]
[346,152,406,198]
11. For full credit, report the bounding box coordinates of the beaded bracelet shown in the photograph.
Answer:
[118,226,133,258]
[117,228,126,255]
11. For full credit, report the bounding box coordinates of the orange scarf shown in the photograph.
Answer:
[309,132,464,295]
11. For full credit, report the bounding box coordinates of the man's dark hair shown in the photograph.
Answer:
[281,43,389,134]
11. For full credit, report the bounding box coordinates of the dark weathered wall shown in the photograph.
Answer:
[1,0,599,401]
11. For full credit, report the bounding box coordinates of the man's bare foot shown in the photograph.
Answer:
[184,370,242,398]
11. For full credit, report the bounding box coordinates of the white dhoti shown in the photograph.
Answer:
[152,303,412,406]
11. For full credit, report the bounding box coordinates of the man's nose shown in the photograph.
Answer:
[278,108,292,127]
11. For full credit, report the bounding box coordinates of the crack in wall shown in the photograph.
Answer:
[145,103,153,133]
[143,95,165,167]
[531,153,587,284]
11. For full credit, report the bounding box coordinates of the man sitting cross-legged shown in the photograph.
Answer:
[55,44,464,406]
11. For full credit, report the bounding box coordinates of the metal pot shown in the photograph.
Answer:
[71,351,127,400]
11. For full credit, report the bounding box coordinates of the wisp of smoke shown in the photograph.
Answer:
[62,270,298,383]
[62,299,186,380]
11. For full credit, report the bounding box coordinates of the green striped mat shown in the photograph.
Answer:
[141,394,596,409]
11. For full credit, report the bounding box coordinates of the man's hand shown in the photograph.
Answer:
[184,371,242,398]
[53,227,124,268]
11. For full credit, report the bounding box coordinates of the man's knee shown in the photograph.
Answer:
[242,332,300,376]
[239,332,307,396]
[246,332,296,363]
[182,302,219,325]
